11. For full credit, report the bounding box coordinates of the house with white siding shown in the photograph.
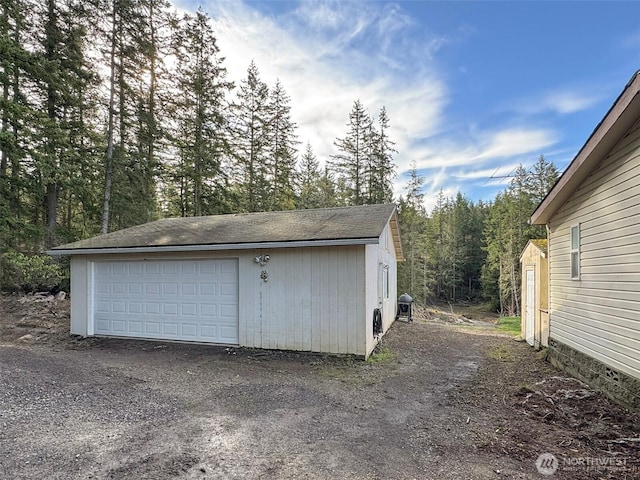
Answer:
[49,204,403,358]
[531,71,640,408]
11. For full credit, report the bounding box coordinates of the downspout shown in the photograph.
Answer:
[545,223,551,346]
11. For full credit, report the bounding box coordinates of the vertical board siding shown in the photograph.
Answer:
[520,243,549,347]
[70,256,90,336]
[244,245,367,356]
[549,120,640,379]
[70,241,391,356]
[364,222,399,356]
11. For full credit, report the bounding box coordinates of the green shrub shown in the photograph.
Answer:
[0,250,67,292]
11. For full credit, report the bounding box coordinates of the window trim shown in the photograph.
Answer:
[570,223,580,280]
[383,265,390,300]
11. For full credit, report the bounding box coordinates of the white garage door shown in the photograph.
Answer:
[92,258,239,344]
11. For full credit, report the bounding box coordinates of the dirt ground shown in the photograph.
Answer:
[1,293,638,479]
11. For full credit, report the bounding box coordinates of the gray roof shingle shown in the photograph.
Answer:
[51,204,399,252]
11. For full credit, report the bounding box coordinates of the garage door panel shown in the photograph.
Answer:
[162,303,178,315]
[181,303,197,316]
[181,324,197,337]
[112,320,126,332]
[112,263,127,275]
[220,325,238,342]
[145,263,161,274]
[129,321,143,333]
[129,263,143,275]
[181,262,197,275]
[146,322,160,334]
[93,259,239,344]
[219,259,237,273]
[129,302,143,314]
[200,324,217,338]
[145,302,160,314]
[112,302,126,313]
[220,304,237,318]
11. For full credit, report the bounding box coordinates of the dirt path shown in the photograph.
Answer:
[0,294,638,479]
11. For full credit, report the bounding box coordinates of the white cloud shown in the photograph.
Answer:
[544,91,599,114]
[197,0,447,168]
[513,89,601,116]
[176,0,563,209]
[477,128,557,160]
[401,127,556,175]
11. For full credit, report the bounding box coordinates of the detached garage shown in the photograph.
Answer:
[49,204,403,358]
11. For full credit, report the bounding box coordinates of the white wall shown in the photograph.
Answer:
[240,245,367,356]
[70,256,90,336]
[365,222,399,356]
[69,246,369,356]
[548,117,640,380]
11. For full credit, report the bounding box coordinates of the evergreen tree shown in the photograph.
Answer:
[481,156,559,314]
[397,163,429,302]
[230,60,270,212]
[331,99,371,205]
[168,8,233,217]
[297,143,321,209]
[267,79,297,211]
[368,106,396,204]
[0,0,37,249]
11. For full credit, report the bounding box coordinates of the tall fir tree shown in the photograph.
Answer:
[368,106,396,204]
[230,60,270,212]
[297,143,321,209]
[267,79,297,211]
[167,8,233,217]
[397,163,429,302]
[331,99,372,205]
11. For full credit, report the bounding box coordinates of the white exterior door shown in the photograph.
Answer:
[92,258,239,344]
[525,269,535,346]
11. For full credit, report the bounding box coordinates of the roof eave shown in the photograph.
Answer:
[531,71,640,225]
[387,207,404,261]
[47,237,381,256]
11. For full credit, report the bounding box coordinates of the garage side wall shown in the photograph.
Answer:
[365,222,399,357]
[70,256,90,336]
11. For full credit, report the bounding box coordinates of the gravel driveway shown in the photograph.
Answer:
[1,295,638,479]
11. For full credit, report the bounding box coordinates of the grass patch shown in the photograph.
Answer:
[431,301,499,322]
[496,316,521,334]
[487,344,516,362]
[367,346,395,364]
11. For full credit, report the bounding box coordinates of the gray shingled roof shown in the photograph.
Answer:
[51,204,399,252]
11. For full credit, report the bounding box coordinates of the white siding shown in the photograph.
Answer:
[548,119,640,380]
[70,256,90,336]
[69,246,369,356]
[241,245,367,356]
[365,222,399,356]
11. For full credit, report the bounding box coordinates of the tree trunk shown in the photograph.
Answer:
[146,0,157,217]
[44,0,58,248]
[102,1,118,234]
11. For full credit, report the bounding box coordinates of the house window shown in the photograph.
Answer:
[384,267,389,300]
[570,224,580,279]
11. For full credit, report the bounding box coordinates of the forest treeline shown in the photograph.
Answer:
[0,0,558,315]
